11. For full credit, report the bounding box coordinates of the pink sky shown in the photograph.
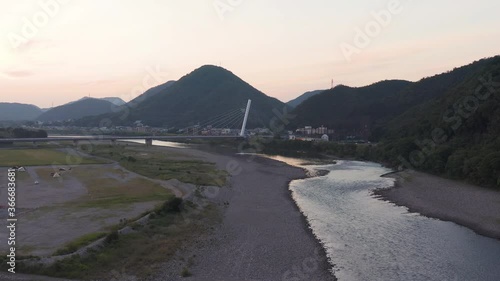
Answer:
[1,0,500,108]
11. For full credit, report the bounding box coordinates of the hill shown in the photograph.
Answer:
[101,97,126,106]
[290,80,412,137]
[37,98,115,122]
[291,57,499,139]
[287,90,325,108]
[0,103,43,121]
[128,80,176,107]
[77,66,286,129]
[374,56,500,187]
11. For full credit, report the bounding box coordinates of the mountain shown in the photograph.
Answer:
[128,80,176,107]
[287,90,325,108]
[290,80,413,137]
[37,98,115,122]
[374,56,500,187]
[77,66,286,128]
[101,97,126,106]
[0,103,43,121]
[68,96,126,106]
[291,57,499,139]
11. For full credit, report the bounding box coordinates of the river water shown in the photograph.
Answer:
[288,160,500,281]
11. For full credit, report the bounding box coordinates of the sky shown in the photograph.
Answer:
[1,0,499,108]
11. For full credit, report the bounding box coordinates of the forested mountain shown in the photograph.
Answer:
[373,56,500,187]
[290,80,412,136]
[128,80,176,107]
[0,103,43,121]
[76,66,286,128]
[37,98,115,122]
[290,57,499,139]
[287,90,325,108]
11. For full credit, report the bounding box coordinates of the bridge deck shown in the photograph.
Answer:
[0,135,244,143]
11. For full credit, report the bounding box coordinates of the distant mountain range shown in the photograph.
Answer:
[100,97,126,106]
[0,97,126,122]
[77,65,286,128]
[0,103,43,121]
[286,90,325,108]
[68,97,126,106]
[37,98,117,122]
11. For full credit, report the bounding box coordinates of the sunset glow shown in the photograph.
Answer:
[1,0,499,108]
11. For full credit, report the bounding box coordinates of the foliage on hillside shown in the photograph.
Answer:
[376,56,500,188]
[290,80,412,133]
[290,57,498,139]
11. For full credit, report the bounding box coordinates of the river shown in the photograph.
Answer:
[287,160,500,281]
[55,137,500,280]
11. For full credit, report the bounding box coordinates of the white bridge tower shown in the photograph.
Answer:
[240,99,252,137]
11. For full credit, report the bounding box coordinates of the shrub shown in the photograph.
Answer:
[161,197,183,213]
[180,267,192,277]
[104,230,119,244]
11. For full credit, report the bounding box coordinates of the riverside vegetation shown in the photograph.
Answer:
[0,143,226,280]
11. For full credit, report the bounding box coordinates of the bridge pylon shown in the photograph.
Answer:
[240,99,252,137]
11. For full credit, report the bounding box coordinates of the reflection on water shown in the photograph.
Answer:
[289,160,500,281]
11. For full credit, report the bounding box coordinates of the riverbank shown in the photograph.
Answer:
[375,169,500,240]
[151,145,335,281]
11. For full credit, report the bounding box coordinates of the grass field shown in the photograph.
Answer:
[33,166,175,208]
[0,148,106,167]
[81,144,227,186]
[0,143,225,279]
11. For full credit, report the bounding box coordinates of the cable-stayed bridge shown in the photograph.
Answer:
[0,100,253,146]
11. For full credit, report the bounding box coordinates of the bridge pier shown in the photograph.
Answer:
[32,141,38,147]
[111,139,117,146]
[145,138,153,147]
[73,140,79,146]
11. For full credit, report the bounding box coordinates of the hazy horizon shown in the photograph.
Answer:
[1,0,500,108]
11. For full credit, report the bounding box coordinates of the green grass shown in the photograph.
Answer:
[81,144,227,186]
[53,232,108,256]
[0,148,106,167]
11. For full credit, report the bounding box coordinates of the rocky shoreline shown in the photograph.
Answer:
[375,169,500,240]
[152,146,336,281]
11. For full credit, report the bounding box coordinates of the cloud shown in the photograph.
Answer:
[1,70,35,78]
